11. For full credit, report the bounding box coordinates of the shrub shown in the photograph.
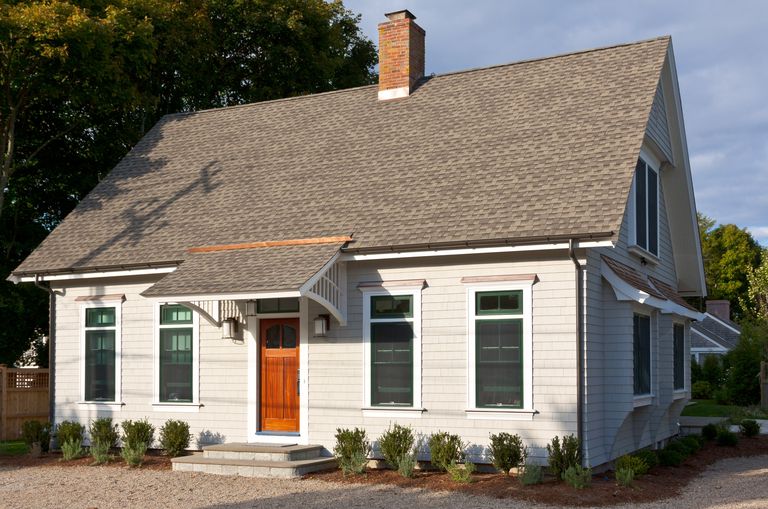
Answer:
[563,465,591,489]
[428,431,465,472]
[546,434,581,480]
[378,424,414,471]
[60,438,83,461]
[397,451,417,478]
[121,442,147,467]
[90,418,119,449]
[680,436,701,453]
[333,428,370,476]
[519,463,543,485]
[56,421,85,446]
[121,419,155,449]
[615,455,648,476]
[21,420,51,452]
[701,354,723,387]
[702,423,718,441]
[446,460,475,483]
[713,387,730,405]
[739,419,761,437]
[632,449,658,470]
[691,381,713,400]
[615,467,634,487]
[160,420,190,457]
[723,323,766,406]
[658,449,684,467]
[488,432,527,475]
[664,440,691,457]
[90,440,111,465]
[716,429,739,446]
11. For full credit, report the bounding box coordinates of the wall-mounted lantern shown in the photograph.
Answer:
[246,300,258,317]
[314,314,330,337]
[221,317,238,340]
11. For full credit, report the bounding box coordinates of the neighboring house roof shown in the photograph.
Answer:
[12,37,672,278]
[691,314,741,351]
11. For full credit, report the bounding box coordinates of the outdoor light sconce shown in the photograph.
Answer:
[221,317,239,340]
[245,300,258,317]
[314,314,330,337]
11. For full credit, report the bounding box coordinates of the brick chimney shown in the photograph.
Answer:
[706,300,731,322]
[378,10,425,100]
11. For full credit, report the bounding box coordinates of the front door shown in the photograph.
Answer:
[260,318,300,432]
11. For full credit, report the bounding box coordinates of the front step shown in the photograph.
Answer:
[171,443,336,478]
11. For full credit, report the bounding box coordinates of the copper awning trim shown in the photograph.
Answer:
[188,235,353,254]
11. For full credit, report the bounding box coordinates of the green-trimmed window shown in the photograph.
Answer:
[673,323,685,391]
[474,291,523,408]
[369,295,414,406]
[84,307,116,402]
[634,314,652,395]
[256,298,300,314]
[159,304,194,402]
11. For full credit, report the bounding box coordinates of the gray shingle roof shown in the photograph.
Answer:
[691,315,741,350]
[13,37,670,277]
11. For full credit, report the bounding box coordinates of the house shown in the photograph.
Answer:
[9,10,706,474]
[691,300,740,364]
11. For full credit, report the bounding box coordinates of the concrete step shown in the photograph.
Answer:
[201,442,324,461]
[171,452,337,478]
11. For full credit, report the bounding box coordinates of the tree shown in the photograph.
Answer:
[723,320,768,406]
[698,213,763,318]
[742,251,768,321]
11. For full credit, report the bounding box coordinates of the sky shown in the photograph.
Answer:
[345,0,768,246]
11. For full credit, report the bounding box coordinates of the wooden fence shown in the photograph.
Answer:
[0,365,49,441]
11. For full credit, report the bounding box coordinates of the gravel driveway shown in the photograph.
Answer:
[1,455,766,509]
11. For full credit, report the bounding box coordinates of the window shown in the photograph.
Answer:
[633,313,652,395]
[632,157,659,256]
[673,323,685,391]
[158,304,195,403]
[83,306,118,402]
[363,290,422,410]
[256,297,299,314]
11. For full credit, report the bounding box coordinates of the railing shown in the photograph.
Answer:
[0,365,49,440]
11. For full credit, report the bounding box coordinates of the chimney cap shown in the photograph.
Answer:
[385,9,416,21]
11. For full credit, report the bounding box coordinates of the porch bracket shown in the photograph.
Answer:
[179,301,221,327]
[300,255,347,326]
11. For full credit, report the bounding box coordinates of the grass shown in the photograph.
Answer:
[0,441,28,456]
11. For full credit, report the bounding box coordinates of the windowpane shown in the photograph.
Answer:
[476,319,522,407]
[371,322,413,406]
[85,307,115,327]
[266,324,281,348]
[257,298,299,313]
[633,314,651,395]
[159,328,193,402]
[635,159,647,249]
[648,167,658,255]
[673,324,685,390]
[282,325,297,348]
[85,330,115,401]
[476,291,522,315]
[160,304,193,325]
[371,295,413,318]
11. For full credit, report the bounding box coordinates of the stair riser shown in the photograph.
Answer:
[173,460,336,478]
[203,450,319,461]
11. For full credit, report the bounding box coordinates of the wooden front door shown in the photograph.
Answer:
[260,318,300,432]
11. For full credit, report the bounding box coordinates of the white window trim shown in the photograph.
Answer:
[153,302,201,412]
[629,148,661,260]
[632,308,654,404]
[465,281,534,415]
[672,320,687,394]
[360,285,423,413]
[79,300,122,407]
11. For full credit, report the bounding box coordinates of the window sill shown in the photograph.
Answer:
[465,408,538,421]
[152,402,202,413]
[77,401,124,410]
[673,390,688,400]
[633,395,654,408]
[628,245,660,265]
[361,407,425,418]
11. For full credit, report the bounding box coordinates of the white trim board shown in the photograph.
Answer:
[79,300,123,407]
[12,266,177,283]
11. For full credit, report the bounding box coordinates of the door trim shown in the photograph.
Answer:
[259,317,300,432]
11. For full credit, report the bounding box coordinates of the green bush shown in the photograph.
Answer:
[713,387,730,405]
[664,440,691,457]
[121,441,147,467]
[159,420,190,457]
[701,354,723,387]
[615,455,648,476]
[739,419,761,437]
[378,423,414,471]
[702,423,718,441]
[488,432,527,475]
[723,322,766,406]
[428,431,465,472]
[632,449,658,470]
[90,418,119,449]
[21,420,51,452]
[90,440,111,465]
[519,463,543,485]
[658,449,684,467]
[680,435,701,453]
[121,419,155,449]
[446,460,475,483]
[691,381,713,400]
[615,467,634,487]
[563,465,591,489]
[333,428,370,476]
[546,434,581,480]
[716,429,739,446]
[397,451,417,478]
[56,421,85,446]
[60,438,83,461]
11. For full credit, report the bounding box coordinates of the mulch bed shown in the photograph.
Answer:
[306,435,768,507]
[0,449,172,471]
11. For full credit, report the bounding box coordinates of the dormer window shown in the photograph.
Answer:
[632,157,659,257]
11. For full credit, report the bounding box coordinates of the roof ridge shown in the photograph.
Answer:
[162,35,671,120]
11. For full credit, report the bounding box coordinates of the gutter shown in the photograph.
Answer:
[567,240,585,466]
[34,275,59,433]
